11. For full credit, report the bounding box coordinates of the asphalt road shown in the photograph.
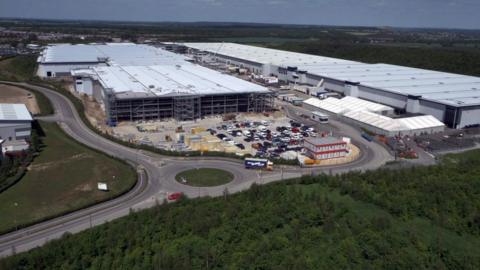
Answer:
[0,82,393,257]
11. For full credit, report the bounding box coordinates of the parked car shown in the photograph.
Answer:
[167,192,183,201]
[290,121,302,127]
[252,143,262,150]
[236,143,245,150]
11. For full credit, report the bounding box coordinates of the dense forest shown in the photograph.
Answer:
[273,42,480,77]
[1,150,480,269]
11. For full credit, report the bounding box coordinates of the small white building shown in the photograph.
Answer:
[304,137,348,160]
[1,139,29,154]
[0,104,33,142]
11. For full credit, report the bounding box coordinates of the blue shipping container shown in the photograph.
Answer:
[362,133,373,142]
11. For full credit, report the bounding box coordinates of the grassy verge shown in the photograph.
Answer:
[28,87,54,116]
[175,168,234,187]
[0,55,37,82]
[0,121,137,234]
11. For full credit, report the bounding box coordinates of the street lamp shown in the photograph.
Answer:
[13,202,18,231]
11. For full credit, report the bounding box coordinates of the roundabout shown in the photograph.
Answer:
[175,168,234,187]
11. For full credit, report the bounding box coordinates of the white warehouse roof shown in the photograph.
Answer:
[343,110,445,134]
[303,96,394,115]
[89,63,269,97]
[311,63,480,107]
[397,115,445,130]
[181,42,480,107]
[344,110,405,132]
[304,96,444,135]
[0,103,33,121]
[38,43,188,66]
[181,42,359,67]
[304,97,347,114]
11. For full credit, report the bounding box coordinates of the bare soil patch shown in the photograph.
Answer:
[0,84,40,114]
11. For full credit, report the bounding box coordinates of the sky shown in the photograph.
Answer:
[0,0,479,29]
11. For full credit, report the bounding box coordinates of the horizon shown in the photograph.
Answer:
[0,17,479,32]
[0,0,479,30]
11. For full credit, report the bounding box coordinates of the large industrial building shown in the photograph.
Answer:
[37,43,273,122]
[36,43,189,77]
[176,42,480,129]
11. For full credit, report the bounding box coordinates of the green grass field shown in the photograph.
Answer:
[175,168,234,187]
[0,55,37,82]
[0,121,136,233]
[28,87,54,116]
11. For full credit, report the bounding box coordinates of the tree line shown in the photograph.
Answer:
[274,41,480,77]
[2,150,480,269]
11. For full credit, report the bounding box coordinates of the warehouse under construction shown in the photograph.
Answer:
[37,43,273,123]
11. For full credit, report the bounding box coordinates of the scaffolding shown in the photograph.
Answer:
[173,96,201,121]
[106,92,274,122]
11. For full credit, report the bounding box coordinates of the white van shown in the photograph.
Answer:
[258,125,267,132]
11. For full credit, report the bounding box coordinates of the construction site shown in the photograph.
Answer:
[37,42,476,166]
[37,43,274,124]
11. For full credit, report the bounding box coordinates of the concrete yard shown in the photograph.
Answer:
[111,111,291,156]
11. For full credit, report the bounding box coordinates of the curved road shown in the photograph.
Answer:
[0,82,393,257]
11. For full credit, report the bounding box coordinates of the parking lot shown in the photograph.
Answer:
[210,117,320,159]
[110,111,324,159]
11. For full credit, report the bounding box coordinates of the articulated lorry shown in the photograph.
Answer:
[244,158,273,171]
